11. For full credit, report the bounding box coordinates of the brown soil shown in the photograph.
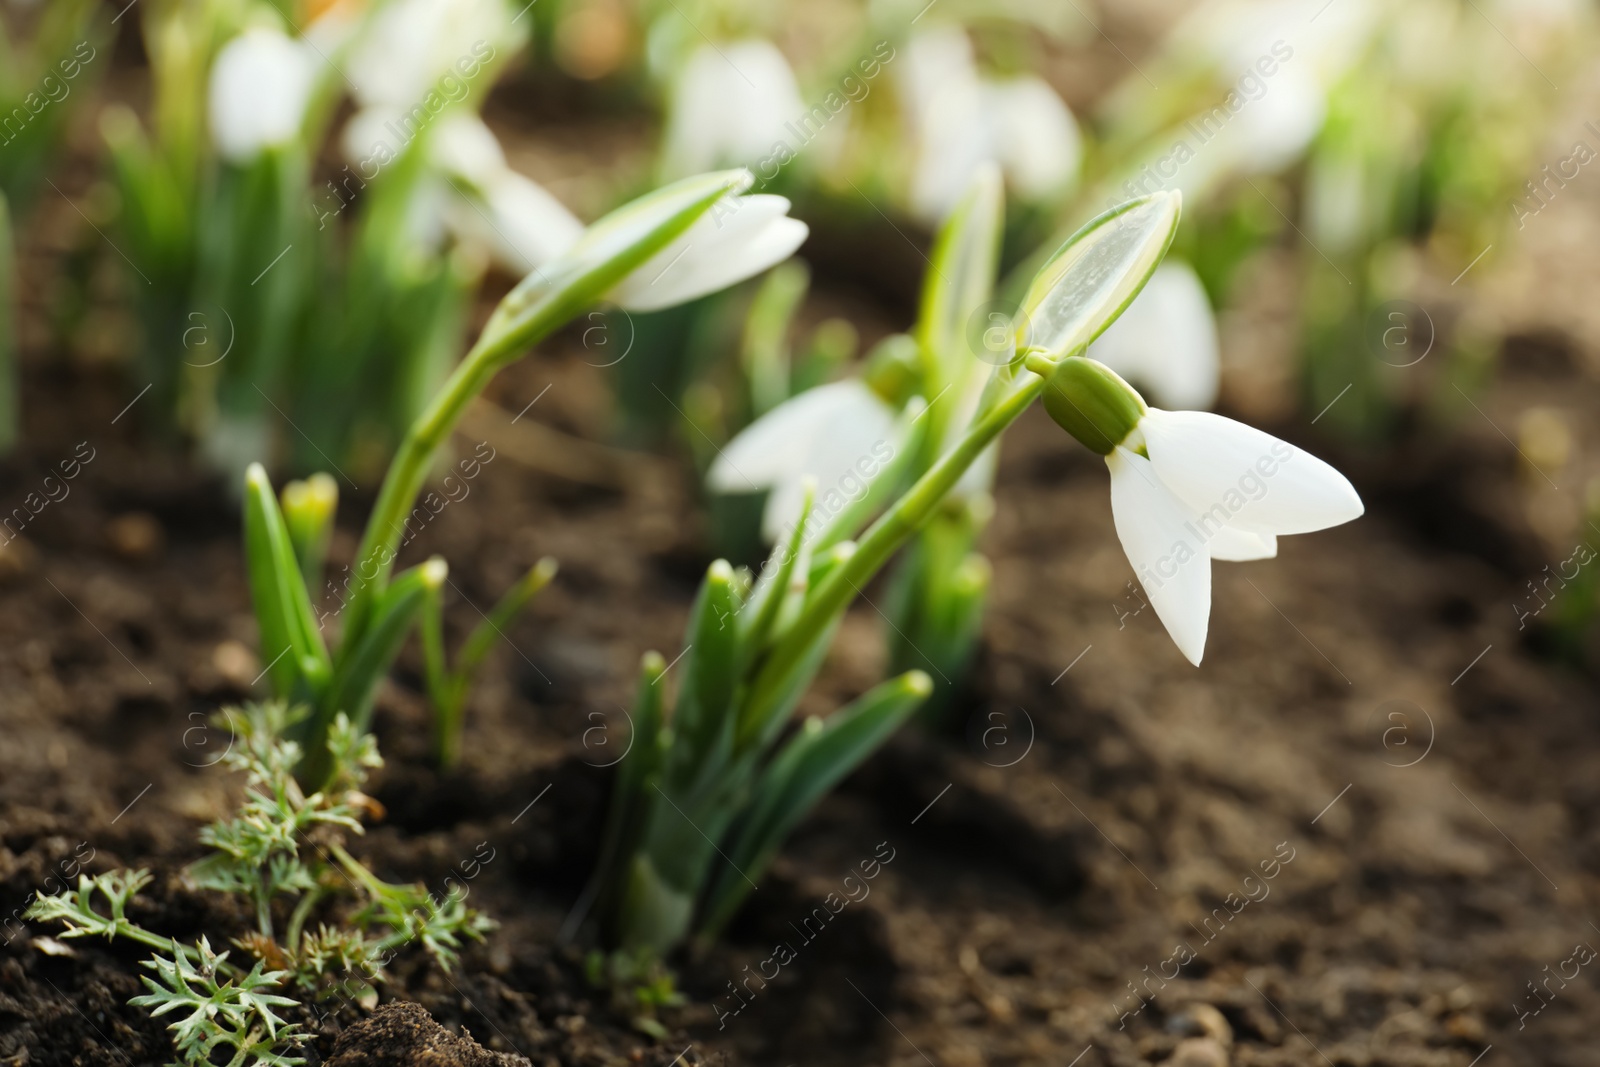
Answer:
[4,307,1600,1066]
[326,1002,529,1066]
[7,11,1600,1067]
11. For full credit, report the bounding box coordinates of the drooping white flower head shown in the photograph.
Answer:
[900,27,1080,223]
[661,39,806,178]
[708,380,899,541]
[1089,261,1219,410]
[605,190,808,311]
[1043,357,1361,666]
[208,27,316,163]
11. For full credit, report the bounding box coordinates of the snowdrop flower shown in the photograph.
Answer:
[605,189,807,311]
[661,39,806,178]
[708,380,899,541]
[1089,261,1219,410]
[430,112,586,273]
[900,27,1080,223]
[208,27,316,163]
[1039,356,1362,665]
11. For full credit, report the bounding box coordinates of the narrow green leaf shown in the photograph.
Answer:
[319,557,445,738]
[742,259,810,417]
[1018,191,1182,359]
[917,164,1005,384]
[454,557,558,680]
[701,671,931,938]
[575,652,667,945]
[243,464,331,700]
[671,560,741,765]
[739,482,814,662]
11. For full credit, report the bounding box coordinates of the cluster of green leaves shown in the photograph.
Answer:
[584,946,686,1039]
[585,188,1184,956]
[582,496,934,955]
[25,702,492,1067]
[0,0,106,208]
[242,170,752,783]
[102,0,487,476]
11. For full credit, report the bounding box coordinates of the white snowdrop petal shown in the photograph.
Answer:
[1206,527,1277,561]
[431,111,507,185]
[611,203,807,312]
[985,76,1081,199]
[761,475,814,543]
[1108,449,1212,665]
[709,380,884,494]
[1089,262,1219,410]
[480,172,585,272]
[1141,409,1364,536]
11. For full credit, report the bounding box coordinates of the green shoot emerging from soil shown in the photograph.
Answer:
[26,702,491,1067]
[578,188,1188,957]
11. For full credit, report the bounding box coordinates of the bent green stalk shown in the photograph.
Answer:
[339,172,744,649]
[741,369,1048,748]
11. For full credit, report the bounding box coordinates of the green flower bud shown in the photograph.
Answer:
[1039,356,1147,455]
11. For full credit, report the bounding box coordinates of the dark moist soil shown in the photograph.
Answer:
[4,307,1600,1067]
[7,25,1600,1064]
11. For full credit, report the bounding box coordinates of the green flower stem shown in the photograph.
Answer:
[743,369,1048,746]
[338,171,743,648]
[339,332,507,646]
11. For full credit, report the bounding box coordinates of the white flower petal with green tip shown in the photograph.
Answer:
[208,28,315,163]
[1088,261,1218,410]
[607,194,807,312]
[1140,408,1363,536]
[709,380,897,541]
[1108,448,1211,665]
[1205,527,1277,561]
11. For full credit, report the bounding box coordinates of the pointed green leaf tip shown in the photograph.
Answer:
[1040,356,1147,455]
[1019,190,1181,359]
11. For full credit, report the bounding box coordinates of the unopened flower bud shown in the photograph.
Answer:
[1040,356,1147,455]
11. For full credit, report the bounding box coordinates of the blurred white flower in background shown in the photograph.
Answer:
[345,0,521,109]
[709,379,898,540]
[661,39,805,177]
[208,27,316,163]
[899,26,1081,224]
[1089,261,1220,410]
[429,112,586,273]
